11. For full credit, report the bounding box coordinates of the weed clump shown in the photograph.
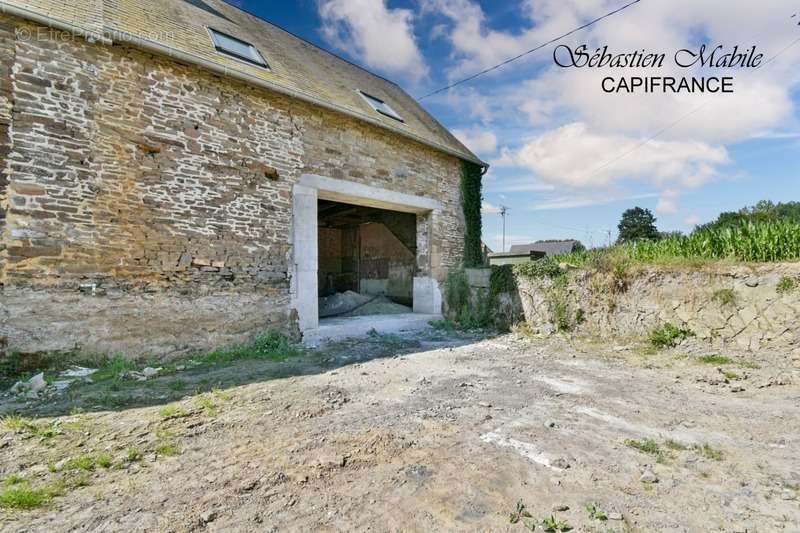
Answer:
[693,443,723,461]
[649,323,694,349]
[442,269,492,329]
[197,332,302,365]
[1,416,62,441]
[697,354,733,365]
[625,438,660,455]
[777,276,798,294]
[0,476,64,510]
[711,288,736,306]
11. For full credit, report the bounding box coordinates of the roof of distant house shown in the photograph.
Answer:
[509,240,580,256]
[1,0,483,166]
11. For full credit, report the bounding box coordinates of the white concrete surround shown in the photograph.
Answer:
[291,174,444,342]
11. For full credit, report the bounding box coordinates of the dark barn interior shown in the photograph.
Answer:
[317,200,417,318]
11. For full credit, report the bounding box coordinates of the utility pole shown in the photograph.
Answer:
[500,206,509,252]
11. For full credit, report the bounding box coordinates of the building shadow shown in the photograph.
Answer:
[0,328,500,419]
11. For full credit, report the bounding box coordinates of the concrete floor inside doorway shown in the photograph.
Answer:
[314,313,443,344]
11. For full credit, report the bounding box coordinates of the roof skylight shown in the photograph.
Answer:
[358,90,404,122]
[208,28,268,68]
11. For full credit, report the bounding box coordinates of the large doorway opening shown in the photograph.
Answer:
[292,174,444,342]
[317,200,416,319]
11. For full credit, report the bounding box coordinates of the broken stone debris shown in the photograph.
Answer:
[7,367,99,398]
[640,469,659,484]
[9,372,47,397]
[318,291,411,318]
[60,366,98,378]
[120,367,162,382]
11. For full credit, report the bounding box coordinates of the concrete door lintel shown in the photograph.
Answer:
[291,174,443,342]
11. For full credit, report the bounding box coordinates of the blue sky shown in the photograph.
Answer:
[236,0,800,251]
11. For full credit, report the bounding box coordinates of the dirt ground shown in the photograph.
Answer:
[1,329,799,532]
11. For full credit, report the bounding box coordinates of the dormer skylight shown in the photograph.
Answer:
[208,28,268,68]
[358,90,404,122]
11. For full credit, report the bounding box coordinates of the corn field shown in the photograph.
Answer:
[627,221,800,262]
[560,220,800,266]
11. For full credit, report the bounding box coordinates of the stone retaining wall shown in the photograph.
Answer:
[517,263,800,352]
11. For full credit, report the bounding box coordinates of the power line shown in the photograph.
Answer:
[572,32,800,186]
[417,0,644,100]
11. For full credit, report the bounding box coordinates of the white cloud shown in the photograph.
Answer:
[423,0,607,78]
[511,123,729,190]
[530,192,659,211]
[318,0,428,82]
[481,201,501,214]
[485,176,556,193]
[452,128,498,155]
[425,0,800,210]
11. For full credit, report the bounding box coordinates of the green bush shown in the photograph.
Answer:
[489,264,517,295]
[443,270,470,315]
[649,323,694,349]
[442,269,492,329]
[514,257,563,280]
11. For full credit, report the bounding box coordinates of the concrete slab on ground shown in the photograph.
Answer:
[309,313,442,344]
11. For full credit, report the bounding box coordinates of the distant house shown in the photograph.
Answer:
[509,240,583,257]
[487,240,581,267]
[487,250,546,266]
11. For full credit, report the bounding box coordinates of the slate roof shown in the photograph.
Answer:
[0,0,483,165]
[509,241,580,256]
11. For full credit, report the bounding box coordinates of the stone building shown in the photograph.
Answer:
[0,0,484,357]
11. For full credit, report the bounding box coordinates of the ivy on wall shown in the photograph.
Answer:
[461,161,483,267]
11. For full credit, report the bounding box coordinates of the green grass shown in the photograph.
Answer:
[429,319,457,333]
[584,502,607,521]
[697,354,761,369]
[195,395,219,416]
[625,438,661,455]
[154,442,181,457]
[158,405,189,419]
[91,356,139,382]
[1,416,62,440]
[693,443,724,461]
[167,379,186,391]
[697,354,734,365]
[62,455,96,472]
[720,369,741,381]
[541,514,572,532]
[126,447,142,462]
[195,332,302,365]
[712,288,737,306]
[777,276,798,294]
[0,476,64,510]
[508,499,535,529]
[96,454,113,469]
[649,323,694,349]
[665,439,689,451]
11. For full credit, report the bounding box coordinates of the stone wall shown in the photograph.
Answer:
[0,16,465,358]
[517,263,800,352]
